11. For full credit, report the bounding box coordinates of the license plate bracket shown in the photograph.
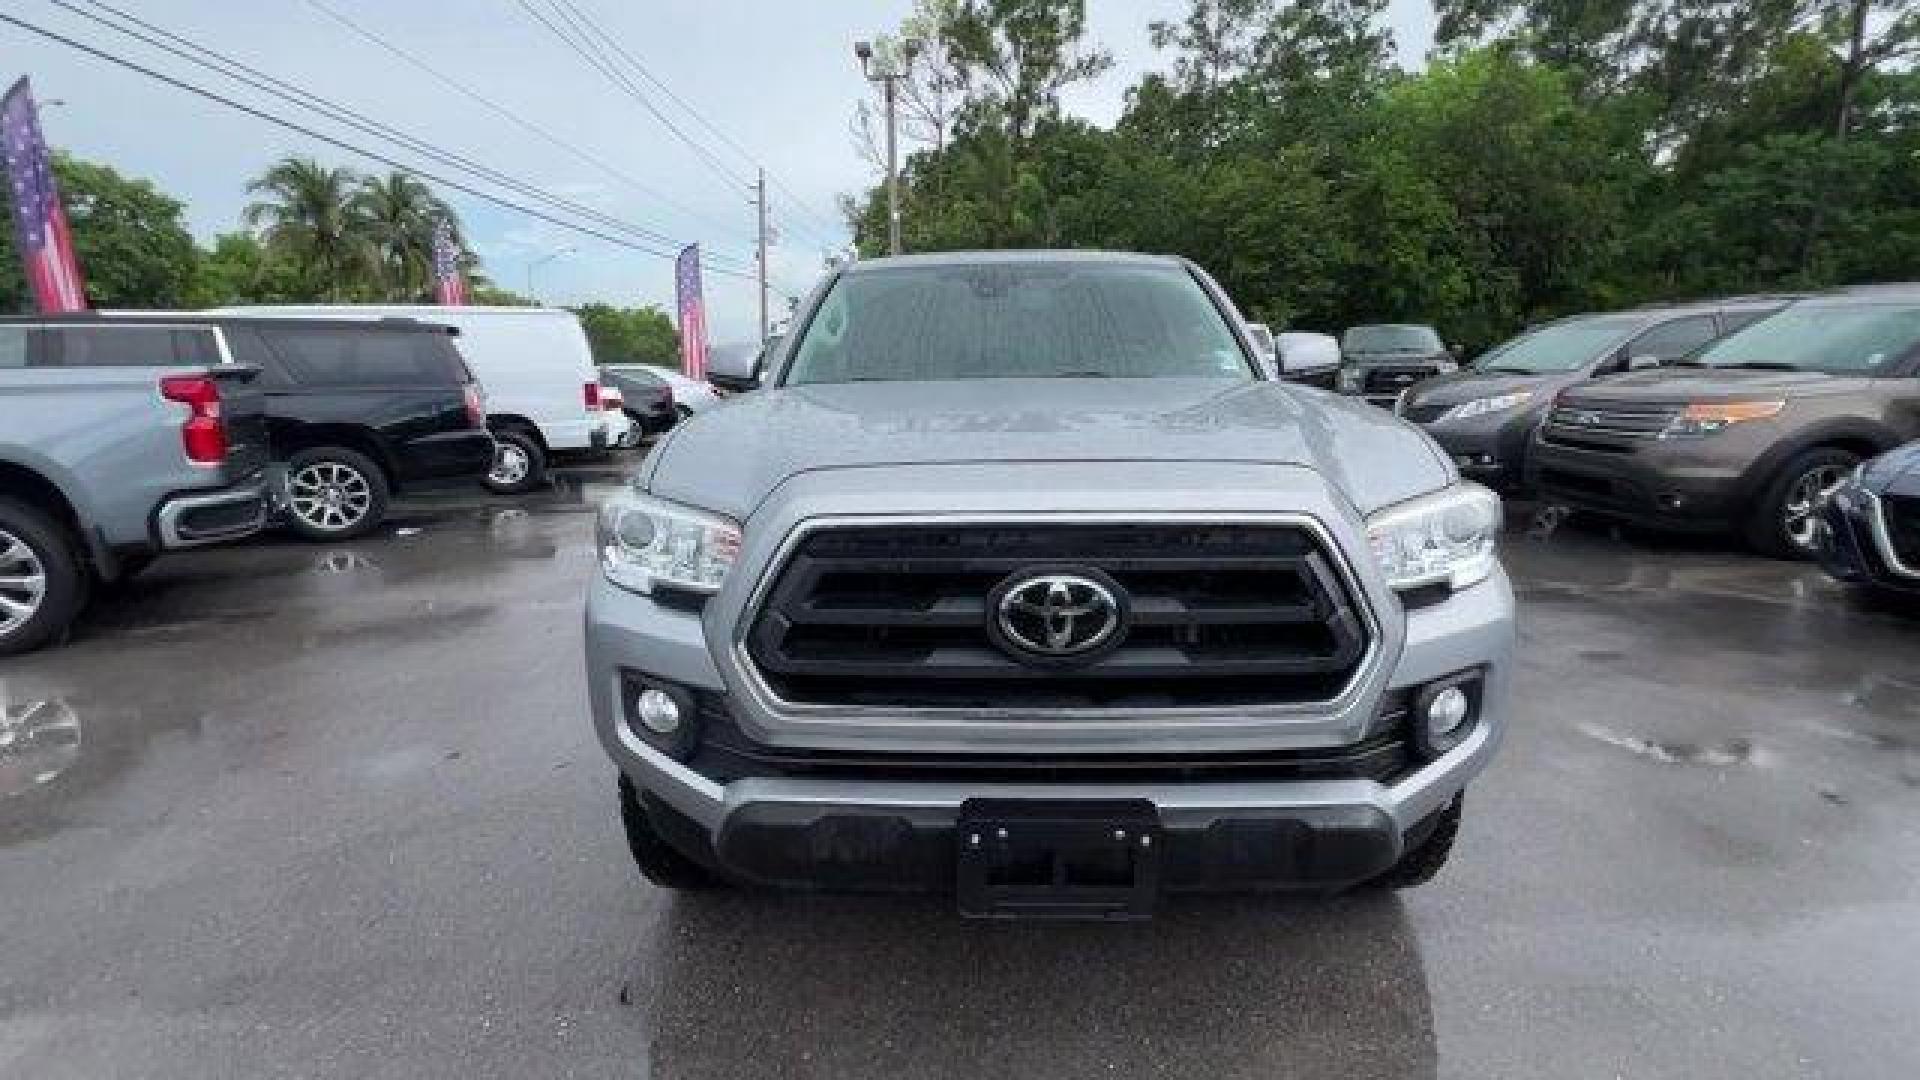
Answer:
[956,799,1161,921]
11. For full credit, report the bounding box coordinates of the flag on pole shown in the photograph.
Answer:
[431,217,468,305]
[675,244,709,379]
[3,78,88,313]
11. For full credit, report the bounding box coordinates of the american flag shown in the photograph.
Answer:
[675,243,708,379]
[3,78,87,313]
[432,216,467,305]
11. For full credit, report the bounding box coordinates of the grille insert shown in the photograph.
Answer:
[744,522,1370,709]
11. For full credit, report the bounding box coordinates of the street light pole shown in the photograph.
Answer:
[856,38,918,257]
[755,167,770,346]
[525,246,574,301]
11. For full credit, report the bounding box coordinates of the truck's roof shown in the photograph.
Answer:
[841,250,1185,275]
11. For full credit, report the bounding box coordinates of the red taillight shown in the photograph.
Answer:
[584,382,602,411]
[160,375,227,464]
[462,383,487,428]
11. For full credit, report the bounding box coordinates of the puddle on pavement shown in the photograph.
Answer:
[1577,722,1763,767]
[0,688,82,798]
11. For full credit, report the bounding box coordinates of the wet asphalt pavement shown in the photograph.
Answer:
[2,466,1917,1080]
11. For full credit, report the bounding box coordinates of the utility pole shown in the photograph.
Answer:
[755,168,770,345]
[856,37,918,256]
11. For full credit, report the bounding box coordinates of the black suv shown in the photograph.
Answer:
[1397,298,1792,492]
[187,317,495,540]
[1336,324,1456,405]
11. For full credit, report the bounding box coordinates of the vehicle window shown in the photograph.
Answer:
[784,262,1251,385]
[1627,316,1718,362]
[173,327,221,366]
[1472,315,1642,374]
[607,365,664,386]
[1718,308,1778,334]
[223,326,294,385]
[260,327,466,386]
[39,325,182,367]
[0,327,27,368]
[1696,302,1920,374]
[1341,324,1442,352]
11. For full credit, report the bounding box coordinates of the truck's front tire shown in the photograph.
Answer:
[0,497,86,657]
[1363,795,1462,891]
[618,775,728,891]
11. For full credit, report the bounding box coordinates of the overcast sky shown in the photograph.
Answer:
[6,0,1435,341]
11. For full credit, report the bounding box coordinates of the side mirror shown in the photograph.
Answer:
[706,345,763,393]
[1625,354,1662,372]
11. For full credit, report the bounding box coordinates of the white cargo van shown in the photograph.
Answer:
[214,305,607,493]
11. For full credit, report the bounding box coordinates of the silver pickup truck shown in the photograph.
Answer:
[584,251,1513,919]
[0,317,272,655]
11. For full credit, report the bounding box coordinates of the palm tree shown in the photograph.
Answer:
[243,157,374,300]
[354,171,454,300]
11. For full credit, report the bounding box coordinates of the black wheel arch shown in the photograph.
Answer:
[278,426,401,493]
[0,457,110,579]
[486,414,549,451]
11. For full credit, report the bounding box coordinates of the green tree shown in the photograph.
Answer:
[571,302,679,364]
[243,156,375,301]
[188,230,306,305]
[0,153,198,311]
[354,171,454,301]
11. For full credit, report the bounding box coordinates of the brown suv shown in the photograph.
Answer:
[1529,287,1920,557]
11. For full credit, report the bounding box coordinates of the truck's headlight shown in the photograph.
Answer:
[1657,400,1784,439]
[1365,483,1502,592]
[597,491,741,596]
[1438,390,1531,423]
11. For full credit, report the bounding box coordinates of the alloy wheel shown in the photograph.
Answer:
[1782,464,1848,552]
[489,443,531,487]
[0,528,48,638]
[288,461,375,533]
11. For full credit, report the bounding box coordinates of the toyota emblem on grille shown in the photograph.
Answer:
[991,570,1124,662]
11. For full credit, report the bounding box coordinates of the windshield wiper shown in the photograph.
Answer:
[1052,370,1111,378]
[1479,365,1535,375]
[1712,361,1802,371]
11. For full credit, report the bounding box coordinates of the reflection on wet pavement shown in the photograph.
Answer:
[0,685,81,798]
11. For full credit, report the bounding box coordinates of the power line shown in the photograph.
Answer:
[299,0,751,245]
[553,0,847,246]
[0,10,755,280]
[515,0,751,189]
[51,0,697,256]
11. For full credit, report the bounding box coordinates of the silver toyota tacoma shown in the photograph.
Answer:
[585,251,1512,919]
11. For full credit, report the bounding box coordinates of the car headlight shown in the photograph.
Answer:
[1365,483,1502,592]
[1437,390,1532,423]
[598,490,741,596]
[1337,366,1364,393]
[1658,400,1783,439]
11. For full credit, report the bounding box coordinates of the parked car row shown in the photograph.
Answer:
[0,304,690,656]
[1362,286,1920,584]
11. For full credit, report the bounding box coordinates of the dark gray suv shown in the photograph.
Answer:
[1336,324,1455,405]
[1530,288,1920,557]
[1397,299,1791,492]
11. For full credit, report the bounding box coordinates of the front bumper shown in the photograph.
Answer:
[1422,413,1539,493]
[1528,436,1748,530]
[1819,485,1920,594]
[587,552,1513,893]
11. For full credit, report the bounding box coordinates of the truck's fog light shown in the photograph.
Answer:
[1412,673,1482,759]
[635,688,682,735]
[1425,686,1469,738]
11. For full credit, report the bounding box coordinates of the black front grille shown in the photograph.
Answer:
[745,522,1370,709]
[1363,367,1434,394]
[1886,493,1920,566]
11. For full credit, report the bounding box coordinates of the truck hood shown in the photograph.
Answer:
[644,378,1451,520]
[1562,367,1870,404]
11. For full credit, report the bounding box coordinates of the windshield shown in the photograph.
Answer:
[782,261,1252,385]
[1693,302,1920,374]
[1474,315,1642,373]
[1342,324,1441,353]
